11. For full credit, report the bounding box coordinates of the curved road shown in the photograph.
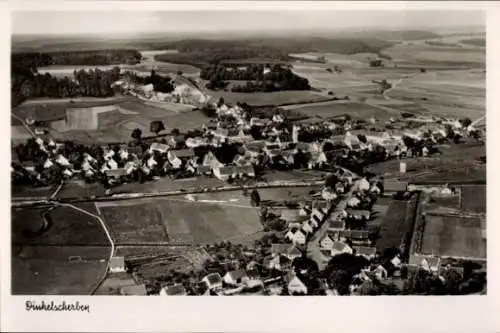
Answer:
[54,202,115,295]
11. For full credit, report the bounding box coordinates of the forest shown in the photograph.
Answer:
[11,68,121,107]
[153,37,393,68]
[202,64,310,93]
[11,49,142,106]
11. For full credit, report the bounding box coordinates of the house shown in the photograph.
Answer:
[320,235,335,249]
[329,217,346,231]
[285,229,306,245]
[287,246,303,261]
[43,158,54,169]
[150,142,169,154]
[354,178,370,192]
[109,256,126,273]
[202,273,223,290]
[301,221,314,234]
[160,284,187,296]
[62,168,73,178]
[167,151,182,169]
[55,154,71,167]
[383,180,408,193]
[391,255,402,268]
[172,148,195,160]
[286,273,308,295]
[347,196,361,208]
[347,209,371,221]
[105,168,127,181]
[103,148,115,161]
[373,265,388,280]
[339,230,371,244]
[246,269,263,288]
[213,166,235,181]
[354,246,377,260]
[268,254,292,271]
[331,242,353,257]
[120,284,147,296]
[186,137,207,148]
[107,158,119,170]
[223,269,249,286]
[202,151,224,169]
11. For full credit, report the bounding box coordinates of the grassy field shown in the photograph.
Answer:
[366,142,486,184]
[287,100,400,120]
[459,184,486,214]
[12,204,108,246]
[97,202,168,244]
[207,90,331,106]
[97,195,262,246]
[12,246,109,295]
[376,194,418,253]
[420,214,485,258]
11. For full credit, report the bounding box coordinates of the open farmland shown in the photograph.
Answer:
[11,203,110,295]
[459,184,486,214]
[383,41,485,68]
[420,214,486,259]
[207,90,331,106]
[376,193,419,255]
[12,204,108,246]
[285,100,400,120]
[12,245,109,295]
[97,202,168,244]
[97,194,262,246]
[366,142,486,184]
[385,70,485,119]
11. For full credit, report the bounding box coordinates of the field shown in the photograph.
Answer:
[207,90,331,106]
[285,100,400,120]
[12,246,109,295]
[12,95,211,144]
[12,204,108,246]
[366,142,486,184]
[420,214,486,259]
[459,184,486,214]
[385,70,485,119]
[97,194,262,246]
[376,193,418,253]
[11,203,110,295]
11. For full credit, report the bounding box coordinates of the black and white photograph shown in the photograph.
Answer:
[8,3,488,299]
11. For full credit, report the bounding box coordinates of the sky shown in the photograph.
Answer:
[12,10,485,36]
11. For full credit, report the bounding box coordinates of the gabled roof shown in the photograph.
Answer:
[164,284,187,295]
[340,229,371,239]
[354,246,377,256]
[271,243,291,255]
[329,219,345,230]
[332,242,350,252]
[225,269,247,281]
[204,273,222,285]
[172,148,195,158]
[287,246,302,257]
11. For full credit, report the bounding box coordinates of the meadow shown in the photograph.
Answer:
[286,100,400,120]
[420,215,485,259]
[97,195,262,246]
[207,90,331,106]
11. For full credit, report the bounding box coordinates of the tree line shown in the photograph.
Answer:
[202,64,310,93]
[12,67,121,107]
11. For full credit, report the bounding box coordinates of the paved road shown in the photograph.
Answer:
[306,179,361,270]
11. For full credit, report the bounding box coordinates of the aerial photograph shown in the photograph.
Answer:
[11,9,486,296]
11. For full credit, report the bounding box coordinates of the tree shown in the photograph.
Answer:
[150,120,165,136]
[131,128,142,141]
[217,97,225,108]
[460,117,472,128]
[250,189,261,207]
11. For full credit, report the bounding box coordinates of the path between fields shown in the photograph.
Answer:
[11,112,35,137]
[55,202,115,295]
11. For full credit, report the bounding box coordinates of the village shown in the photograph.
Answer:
[11,88,485,296]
